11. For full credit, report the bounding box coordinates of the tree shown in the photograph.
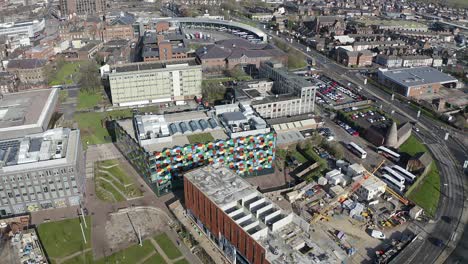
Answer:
[202,81,226,104]
[95,53,105,66]
[43,63,55,85]
[77,62,101,92]
[225,66,250,80]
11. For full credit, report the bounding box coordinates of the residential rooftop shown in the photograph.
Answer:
[0,88,58,140]
[0,128,79,173]
[378,67,458,87]
[7,58,47,69]
[185,165,344,264]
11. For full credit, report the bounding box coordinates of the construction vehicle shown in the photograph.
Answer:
[310,160,385,223]
[385,185,410,205]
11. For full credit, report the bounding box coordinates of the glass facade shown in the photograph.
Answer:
[114,121,276,196]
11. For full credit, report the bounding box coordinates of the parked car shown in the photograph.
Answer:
[370,230,386,240]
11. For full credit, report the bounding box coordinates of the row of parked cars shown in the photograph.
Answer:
[335,85,361,100]
[351,109,387,124]
[336,120,359,137]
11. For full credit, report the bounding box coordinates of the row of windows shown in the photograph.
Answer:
[2,168,74,183]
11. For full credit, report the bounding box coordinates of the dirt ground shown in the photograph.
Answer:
[104,207,169,252]
[318,216,410,264]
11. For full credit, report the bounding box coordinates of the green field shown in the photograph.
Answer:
[95,179,126,202]
[154,233,182,260]
[77,91,101,110]
[38,217,91,259]
[174,259,190,264]
[95,159,142,202]
[62,251,94,264]
[290,150,308,164]
[74,112,112,146]
[407,163,440,217]
[74,109,133,146]
[95,240,155,264]
[49,62,83,86]
[398,135,428,156]
[143,253,167,264]
[74,107,163,146]
[187,133,215,144]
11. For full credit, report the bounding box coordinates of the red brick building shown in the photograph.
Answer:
[195,39,287,72]
[184,165,339,264]
[141,33,188,62]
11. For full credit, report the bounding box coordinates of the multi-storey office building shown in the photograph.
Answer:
[258,62,316,117]
[0,128,85,216]
[0,19,45,39]
[107,59,202,106]
[0,88,58,140]
[114,103,276,196]
[184,165,344,264]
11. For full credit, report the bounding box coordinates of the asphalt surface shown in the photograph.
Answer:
[264,29,467,264]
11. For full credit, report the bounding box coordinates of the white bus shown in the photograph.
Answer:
[392,165,417,183]
[348,142,367,159]
[382,174,405,192]
[382,167,405,185]
[377,146,400,162]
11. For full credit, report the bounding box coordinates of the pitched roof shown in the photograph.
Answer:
[196,39,285,60]
[7,59,47,69]
[410,151,432,167]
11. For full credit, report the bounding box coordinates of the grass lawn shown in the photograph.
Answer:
[74,109,134,146]
[38,217,91,259]
[95,159,142,201]
[290,150,308,164]
[143,253,167,264]
[174,259,190,264]
[74,112,111,146]
[62,251,94,264]
[276,148,287,160]
[77,91,101,110]
[154,233,182,260]
[100,160,134,185]
[49,62,82,86]
[399,135,428,156]
[407,163,440,217]
[95,178,126,202]
[94,240,155,264]
[187,133,215,144]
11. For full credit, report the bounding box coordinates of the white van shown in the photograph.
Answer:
[371,230,386,240]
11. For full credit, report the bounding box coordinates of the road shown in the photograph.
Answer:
[263,28,467,263]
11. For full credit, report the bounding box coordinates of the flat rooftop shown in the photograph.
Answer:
[0,128,79,173]
[0,88,58,139]
[379,67,459,88]
[119,104,270,153]
[185,165,343,264]
[109,59,199,73]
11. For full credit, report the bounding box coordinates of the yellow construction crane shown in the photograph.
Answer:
[311,160,385,223]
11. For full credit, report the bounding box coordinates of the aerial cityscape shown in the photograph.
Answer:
[0,0,467,263]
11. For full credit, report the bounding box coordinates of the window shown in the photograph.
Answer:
[43,187,48,193]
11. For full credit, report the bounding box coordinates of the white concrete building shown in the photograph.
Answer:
[354,175,387,201]
[108,60,202,106]
[0,128,85,216]
[0,19,45,39]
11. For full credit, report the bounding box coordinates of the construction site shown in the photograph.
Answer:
[267,155,425,264]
